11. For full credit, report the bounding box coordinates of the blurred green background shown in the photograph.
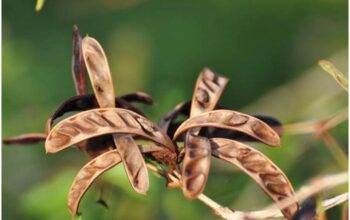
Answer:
[3,0,348,219]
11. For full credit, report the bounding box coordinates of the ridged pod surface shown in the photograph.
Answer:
[174,110,280,146]
[181,69,228,199]
[211,138,298,219]
[190,68,228,117]
[68,150,121,215]
[182,132,211,199]
[45,108,176,153]
[82,36,151,194]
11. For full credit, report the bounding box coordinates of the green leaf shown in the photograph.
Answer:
[319,60,348,92]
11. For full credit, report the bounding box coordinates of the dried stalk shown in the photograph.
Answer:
[2,133,46,145]
[283,108,348,135]
[147,165,347,220]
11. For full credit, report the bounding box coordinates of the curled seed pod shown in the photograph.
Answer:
[173,110,280,146]
[211,138,298,219]
[72,25,87,96]
[68,149,121,215]
[181,69,227,199]
[190,68,228,117]
[113,135,149,194]
[68,145,164,215]
[3,133,47,145]
[82,36,153,196]
[182,132,211,199]
[159,101,283,138]
[118,91,155,105]
[82,36,115,108]
[48,93,154,128]
[158,101,191,133]
[45,108,176,153]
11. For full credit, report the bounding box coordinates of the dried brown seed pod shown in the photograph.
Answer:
[2,133,47,145]
[182,132,211,199]
[113,135,149,194]
[82,36,151,194]
[173,110,280,146]
[82,36,115,108]
[72,25,87,96]
[68,149,121,215]
[159,100,283,140]
[48,92,154,129]
[211,138,298,219]
[180,69,228,199]
[68,145,164,215]
[190,68,229,117]
[45,108,176,153]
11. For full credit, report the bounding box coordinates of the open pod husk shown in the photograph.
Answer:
[211,138,298,219]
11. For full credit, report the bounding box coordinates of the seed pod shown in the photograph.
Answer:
[173,110,280,146]
[82,36,115,108]
[211,138,298,219]
[82,36,152,195]
[68,145,164,215]
[181,70,228,199]
[118,91,155,106]
[113,135,149,194]
[158,101,191,133]
[3,133,47,145]
[72,25,87,96]
[45,108,176,153]
[48,93,154,128]
[190,68,228,117]
[159,101,283,139]
[182,132,211,199]
[68,149,121,215]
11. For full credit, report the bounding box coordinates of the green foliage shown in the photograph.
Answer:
[3,0,347,219]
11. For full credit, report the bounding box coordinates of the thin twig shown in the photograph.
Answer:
[283,108,348,135]
[320,132,348,170]
[147,164,348,220]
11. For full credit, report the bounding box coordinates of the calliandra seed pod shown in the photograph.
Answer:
[72,25,87,96]
[190,68,228,117]
[68,145,164,215]
[210,138,298,220]
[158,101,191,132]
[181,69,227,199]
[3,133,47,145]
[113,135,149,194]
[82,35,151,194]
[173,110,280,146]
[48,92,154,128]
[45,108,176,153]
[82,36,115,108]
[182,132,211,199]
[68,149,121,215]
[159,100,284,138]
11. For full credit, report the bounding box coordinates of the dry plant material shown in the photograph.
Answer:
[68,149,121,215]
[3,26,300,219]
[211,138,298,219]
[173,110,281,146]
[81,36,150,194]
[72,25,87,96]
[165,68,296,219]
[45,109,174,151]
[181,69,228,199]
[318,60,348,91]
[2,133,47,145]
